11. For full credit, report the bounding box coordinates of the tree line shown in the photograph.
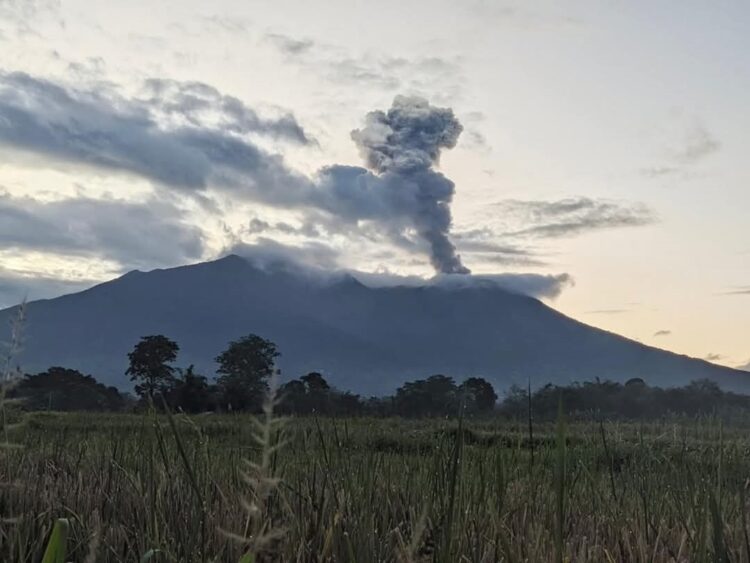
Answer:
[8,333,750,419]
[8,333,499,416]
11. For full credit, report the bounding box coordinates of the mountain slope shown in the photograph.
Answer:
[1,255,748,395]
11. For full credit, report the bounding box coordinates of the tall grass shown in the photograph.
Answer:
[3,412,750,561]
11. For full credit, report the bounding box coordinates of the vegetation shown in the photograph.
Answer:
[6,328,750,560]
[8,367,124,412]
[126,335,180,400]
[3,410,750,561]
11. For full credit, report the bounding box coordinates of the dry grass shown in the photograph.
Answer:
[1,411,749,561]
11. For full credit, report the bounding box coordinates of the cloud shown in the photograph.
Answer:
[0,72,310,197]
[495,197,656,239]
[739,360,750,372]
[677,124,720,163]
[263,34,463,100]
[264,33,315,56]
[723,286,750,296]
[654,330,672,337]
[229,239,341,274]
[0,0,60,39]
[452,228,543,266]
[246,217,322,238]
[229,242,571,299]
[348,95,468,273]
[0,192,205,270]
[704,353,723,362]
[429,272,573,299]
[642,120,721,179]
[0,74,472,274]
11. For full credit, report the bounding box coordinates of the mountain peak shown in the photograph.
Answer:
[2,257,747,396]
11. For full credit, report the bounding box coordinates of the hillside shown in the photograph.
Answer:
[1,255,747,395]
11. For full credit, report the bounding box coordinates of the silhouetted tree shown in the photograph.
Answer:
[126,335,179,400]
[216,334,279,411]
[169,365,215,413]
[10,367,124,411]
[279,379,307,414]
[460,377,498,413]
[279,372,365,416]
[395,374,458,417]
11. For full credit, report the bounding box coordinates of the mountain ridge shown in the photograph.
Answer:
[1,254,747,395]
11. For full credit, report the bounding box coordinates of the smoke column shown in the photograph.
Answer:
[350,96,470,274]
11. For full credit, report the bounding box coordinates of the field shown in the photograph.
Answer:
[2,408,750,562]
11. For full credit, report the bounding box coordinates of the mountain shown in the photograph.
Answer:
[1,255,748,395]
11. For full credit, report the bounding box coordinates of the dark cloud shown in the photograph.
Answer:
[496,197,656,239]
[654,330,672,337]
[246,217,321,238]
[0,192,205,269]
[140,78,310,143]
[264,33,315,56]
[0,72,310,196]
[704,353,723,362]
[0,74,470,274]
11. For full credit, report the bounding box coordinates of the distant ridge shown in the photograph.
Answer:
[1,255,748,395]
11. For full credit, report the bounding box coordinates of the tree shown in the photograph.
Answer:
[460,377,498,413]
[169,365,215,413]
[395,374,458,417]
[215,334,279,411]
[126,335,179,400]
[10,367,124,411]
[279,379,307,414]
[301,372,330,392]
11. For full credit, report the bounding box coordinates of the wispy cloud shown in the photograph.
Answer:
[642,120,721,179]
[720,286,750,296]
[494,197,656,239]
[654,330,672,336]
[263,32,464,101]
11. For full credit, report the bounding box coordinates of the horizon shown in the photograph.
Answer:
[0,1,748,371]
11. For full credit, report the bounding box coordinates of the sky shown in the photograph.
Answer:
[0,0,748,370]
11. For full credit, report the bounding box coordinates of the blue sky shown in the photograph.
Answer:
[0,0,748,369]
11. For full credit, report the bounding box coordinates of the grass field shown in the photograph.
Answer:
[2,408,750,562]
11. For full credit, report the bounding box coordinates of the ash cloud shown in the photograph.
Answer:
[0,74,471,274]
[347,95,469,274]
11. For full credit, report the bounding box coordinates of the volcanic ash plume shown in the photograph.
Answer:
[350,96,470,274]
